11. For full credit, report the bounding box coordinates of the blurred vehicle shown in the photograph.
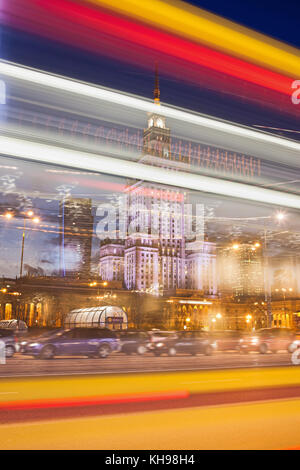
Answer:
[147,330,178,353]
[212,330,244,352]
[287,332,300,355]
[150,330,216,356]
[117,330,149,355]
[0,319,28,336]
[239,328,296,354]
[19,329,62,353]
[0,328,19,357]
[21,327,120,359]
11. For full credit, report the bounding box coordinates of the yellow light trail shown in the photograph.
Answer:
[89,0,300,77]
[1,366,300,403]
[1,399,300,449]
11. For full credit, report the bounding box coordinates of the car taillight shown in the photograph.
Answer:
[14,336,18,343]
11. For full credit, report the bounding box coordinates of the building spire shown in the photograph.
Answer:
[154,62,160,105]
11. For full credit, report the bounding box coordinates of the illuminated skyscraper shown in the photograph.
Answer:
[218,242,263,297]
[124,66,186,292]
[59,197,93,278]
[100,67,217,295]
[99,241,124,282]
[186,241,217,295]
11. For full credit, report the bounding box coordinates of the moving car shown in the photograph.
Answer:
[0,328,19,357]
[146,330,178,354]
[19,329,62,353]
[150,330,216,356]
[240,328,296,354]
[117,330,149,355]
[212,330,245,352]
[0,319,28,336]
[21,327,120,359]
[288,331,300,354]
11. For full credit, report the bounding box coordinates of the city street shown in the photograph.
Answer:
[0,351,295,378]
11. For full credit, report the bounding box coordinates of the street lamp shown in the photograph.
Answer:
[20,211,40,278]
[4,211,40,277]
[246,314,252,329]
[275,211,285,221]
[263,211,286,328]
[280,287,293,322]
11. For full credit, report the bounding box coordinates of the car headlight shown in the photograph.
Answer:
[156,342,164,348]
[251,337,258,345]
[28,342,39,347]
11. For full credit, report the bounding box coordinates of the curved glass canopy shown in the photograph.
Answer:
[64,306,128,330]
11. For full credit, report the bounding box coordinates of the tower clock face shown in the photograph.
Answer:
[156,118,163,128]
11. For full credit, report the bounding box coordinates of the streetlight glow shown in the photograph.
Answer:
[276,211,285,221]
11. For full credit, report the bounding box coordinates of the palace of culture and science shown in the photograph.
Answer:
[99,68,218,296]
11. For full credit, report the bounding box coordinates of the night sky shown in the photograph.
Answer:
[185,0,300,49]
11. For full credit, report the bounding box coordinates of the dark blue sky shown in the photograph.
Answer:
[186,0,300,48]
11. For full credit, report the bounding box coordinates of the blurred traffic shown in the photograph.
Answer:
[1,319,299,363]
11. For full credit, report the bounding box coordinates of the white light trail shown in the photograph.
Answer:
[2,135,300,209]
[1,60,300,153]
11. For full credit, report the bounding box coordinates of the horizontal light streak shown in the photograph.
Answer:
[1,61,300,154]
[91,0,300,77]
[178,300,213,305]
[5,0,297,116]
[2,134,300,210]
[19,0,292,97]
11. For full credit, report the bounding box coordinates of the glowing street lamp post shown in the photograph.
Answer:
[5,211,40,278]
[275,287,293,324]
[20,211,40,278]
[263,211,285,328]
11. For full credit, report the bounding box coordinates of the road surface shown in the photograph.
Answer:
[0,351,295,377]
